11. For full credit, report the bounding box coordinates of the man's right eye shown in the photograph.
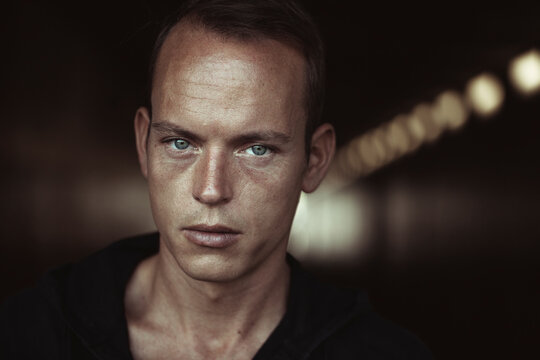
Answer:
[171,139,190,150]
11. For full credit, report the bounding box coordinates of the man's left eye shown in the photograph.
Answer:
[247,145,269,156]
[172,139,190,150]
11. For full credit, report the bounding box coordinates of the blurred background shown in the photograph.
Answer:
[2,1,539,358]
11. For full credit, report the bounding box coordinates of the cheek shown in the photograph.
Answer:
[147,159,192,223]
[148,143,193,187]
[239,151,306,187]
[237,159,304,224]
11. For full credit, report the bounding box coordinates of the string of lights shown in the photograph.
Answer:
[328,49,540,183]
[289,49,540,263]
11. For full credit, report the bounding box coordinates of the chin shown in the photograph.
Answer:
[160,231,288,284]
[178,253,249,283]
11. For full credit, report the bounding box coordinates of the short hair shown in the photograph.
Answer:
[148,0,325,153]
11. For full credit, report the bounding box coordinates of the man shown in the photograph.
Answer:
[1,0,431,358]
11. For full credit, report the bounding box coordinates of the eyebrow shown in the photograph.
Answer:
[151,121,203,143]
[151,121,292,144]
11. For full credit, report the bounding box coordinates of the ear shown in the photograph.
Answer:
[302,123,336,193]
[134,107,151,179]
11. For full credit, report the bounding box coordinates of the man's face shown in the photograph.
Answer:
[137,23,315,283]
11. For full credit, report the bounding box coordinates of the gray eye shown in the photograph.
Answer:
[173,139,190,150]
[250,145,268,156]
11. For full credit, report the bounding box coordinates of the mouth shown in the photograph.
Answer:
[182,224,241,248]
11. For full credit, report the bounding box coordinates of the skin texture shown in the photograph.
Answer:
[128,22,335,359]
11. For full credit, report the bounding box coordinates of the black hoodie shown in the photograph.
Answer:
[0,233,432,359]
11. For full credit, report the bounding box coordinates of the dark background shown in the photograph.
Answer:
[2,1,540,358]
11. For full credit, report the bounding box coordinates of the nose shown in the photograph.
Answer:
[192,148,233,205]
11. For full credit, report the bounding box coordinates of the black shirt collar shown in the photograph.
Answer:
[42,233,367,360]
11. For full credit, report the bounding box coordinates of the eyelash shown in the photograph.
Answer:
[162,138,194,150]
[245,144,273,156]
[162,138,275,156]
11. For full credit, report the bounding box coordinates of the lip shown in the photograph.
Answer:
[182,224,241,248]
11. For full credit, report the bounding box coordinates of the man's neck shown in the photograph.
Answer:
[124,242,290,359]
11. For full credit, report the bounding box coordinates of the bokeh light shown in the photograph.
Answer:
[404,113,426,150]
[431,90,469,131]
[509,49,540,96]
[411,103,442,143]
[359,133,386,169]
[465,73,505,118]
[289,188,370,264]
[385,116,411,159]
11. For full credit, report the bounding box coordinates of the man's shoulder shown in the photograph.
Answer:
[322,309,432,359]
[0,233,160,359]
[11,232,160,309]
[287,260,432,359]
[0,276,70,357]
[3,232,160,319]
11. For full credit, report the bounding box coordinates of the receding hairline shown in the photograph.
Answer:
[149,17,311,136]
[150,16,310,97]
[145,1,325,155]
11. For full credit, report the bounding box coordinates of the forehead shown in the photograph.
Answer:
[153,21,306,86]
[151,22,307,133]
